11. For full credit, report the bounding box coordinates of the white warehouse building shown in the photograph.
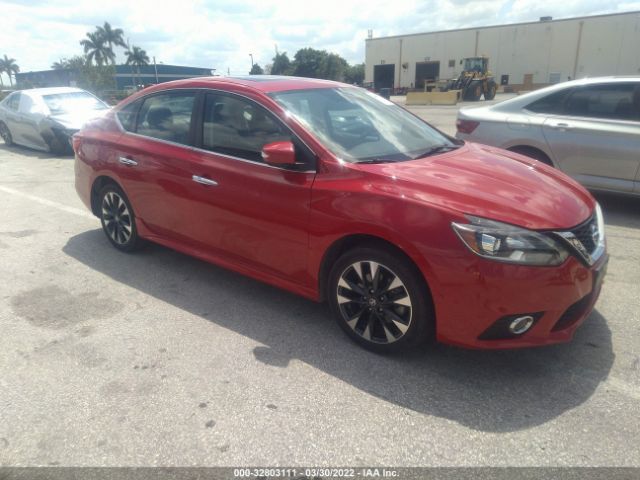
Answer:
[364,11,640,91]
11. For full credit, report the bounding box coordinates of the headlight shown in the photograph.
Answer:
[452,216,569,266]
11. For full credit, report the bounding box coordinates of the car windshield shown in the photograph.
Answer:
[42,92,109,115]
[270,87,457,163]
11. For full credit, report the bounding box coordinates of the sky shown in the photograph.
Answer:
[1,0,639,84]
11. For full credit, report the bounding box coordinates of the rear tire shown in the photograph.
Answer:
[98,183,142,252]
[0,122,13,146]
[328,246,433,353]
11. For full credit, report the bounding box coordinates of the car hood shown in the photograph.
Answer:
[353,142,594,230]
[49,109,110,130]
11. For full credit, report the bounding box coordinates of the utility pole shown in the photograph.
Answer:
[153,56,158,83]
[249,53,254,69]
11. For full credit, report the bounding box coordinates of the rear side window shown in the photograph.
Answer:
[202,93,291,162]
[564,83,640,121]
[136,92,196,145]
[117,99,142,132]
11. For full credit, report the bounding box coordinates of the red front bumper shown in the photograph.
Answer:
[431,253,608,349]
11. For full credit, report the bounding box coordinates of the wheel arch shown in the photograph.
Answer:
[317,233,434,305]
[90,175,122,216]
[505,144,555,167]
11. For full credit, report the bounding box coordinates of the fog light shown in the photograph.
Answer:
[509,315,535,335]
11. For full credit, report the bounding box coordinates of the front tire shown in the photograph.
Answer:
[328,246,433,353]
[484,82,497,100]
[0,122,13,146]
[98,183,141,252]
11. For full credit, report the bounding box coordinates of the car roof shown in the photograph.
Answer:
[484,76,640,112]
[138,75,348,95]
[19,87,90,98]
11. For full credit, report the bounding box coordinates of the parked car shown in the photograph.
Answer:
[0,87,109,154]
[73,76,607,352]
[456,77,640,195]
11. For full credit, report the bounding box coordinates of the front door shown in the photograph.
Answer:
[185,91,316,284]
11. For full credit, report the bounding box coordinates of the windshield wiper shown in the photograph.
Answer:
[355,158,398,164]
[413,144,461,158]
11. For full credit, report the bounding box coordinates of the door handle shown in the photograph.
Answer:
[552,122,573,131]
[192,175,218,186]
[118,156,138,166]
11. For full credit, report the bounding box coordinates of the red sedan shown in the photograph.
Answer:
[73,76,607,352]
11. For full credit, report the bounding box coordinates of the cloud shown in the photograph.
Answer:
[0,0,636,82]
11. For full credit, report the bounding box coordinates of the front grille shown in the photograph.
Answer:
[570,215,598,254]
[554,213,602,266]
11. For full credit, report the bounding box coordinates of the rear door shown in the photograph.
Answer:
[541,82,640,193]
[114,90,203,242]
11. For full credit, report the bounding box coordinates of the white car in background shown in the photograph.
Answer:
[0,87,109,154]
[456,77,640,195]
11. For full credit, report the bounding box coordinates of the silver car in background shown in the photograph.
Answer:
[0,87,109,154]
[456,77,640,195]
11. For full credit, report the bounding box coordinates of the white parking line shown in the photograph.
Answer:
[0,185,95,220]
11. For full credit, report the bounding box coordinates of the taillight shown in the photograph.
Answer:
[456,119,479,134]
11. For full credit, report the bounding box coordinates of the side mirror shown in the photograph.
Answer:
[261,141,296,166]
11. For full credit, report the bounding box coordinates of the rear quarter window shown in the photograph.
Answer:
[525,89,573,114]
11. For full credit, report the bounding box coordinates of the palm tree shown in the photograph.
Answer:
[0,55,20,87]
[96,22,127,51]
[80,32,114,66]
[125,45,150,89]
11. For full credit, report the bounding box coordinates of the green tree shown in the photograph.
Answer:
[125,45,150,89]
[80,32,114,66]
[321,53,348,81]
[271,52,291,75]
[344,63,365,85]
[0,55,20,87]
[249,63,264,75]
[292,48,327,78]
[96,22,127,50]
[76,63,116,98]
[50,55,114,98]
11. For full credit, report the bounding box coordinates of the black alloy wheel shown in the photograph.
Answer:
[98,184,141,252]
[328,246,433,353]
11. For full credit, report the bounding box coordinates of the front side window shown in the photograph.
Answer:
[202,93,291,162]
[136,92,196,145]
[270,87,457,163]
